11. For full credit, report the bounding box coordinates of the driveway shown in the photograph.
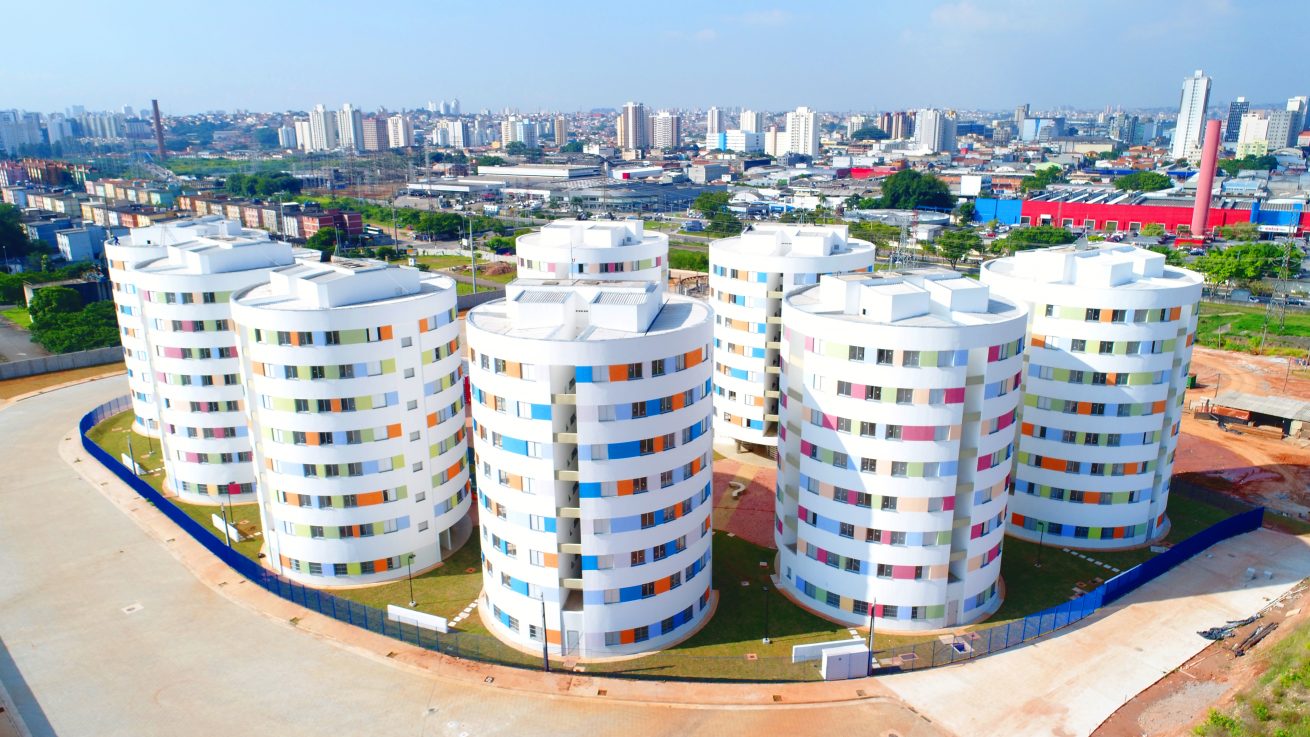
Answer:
[0,312,47,363]
[0,376,945,737]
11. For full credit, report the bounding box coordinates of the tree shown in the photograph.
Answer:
[560,141,584,153]
[0,203,38,264]
[848,221,901,248]
[993,225,1076,254]
[505,141,529,156]
[935,229,981,269]
[29,299,120,354]
[1148,245,1186,267]
[475,156,504,167]
[850,126,889,141]
[954,200,976,225]
[28,286,83,327]
[1219,222,1260,242]
[305,227,338,257]
[1140,223,1166,237]
[875,170,953,210]
[1113,171,1173,192]
[1217,155,1277,177]
[1019,165,1065,193]
[253,127,280,148]
[668,249,708,271]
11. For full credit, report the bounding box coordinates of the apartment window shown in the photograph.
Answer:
[859,421,877,437]
[660,470,674,488]
[889,531,907,546]
[401,337,412,348]
[902,351,920,368]
[651,359,666,377]
[631,401,648,418]
[876,349,893,365]
[1090,403,1106,416]
[865,386,881,401]
[876,564,893,578]
[848,346,865,361]
[839,522,854,538]
[837,380,853,397]
[896,388,913,405]
[311,365,326,379]
[1099,341,1114,355]
[626,363,643,380]
[640,512,656,529]
[836,417,851,433]
[885,425,902,440]
[1111,309,1126,323]
[1044,304,1055,317]
[860,457,877,473]
[1070,338,1086,352]
[891,461,908,477]
[1085,308,1101,322]
[880,496,898,511]
[1092,372,1107,385]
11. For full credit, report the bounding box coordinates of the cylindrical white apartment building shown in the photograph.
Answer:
[981,245,1202,550]
[709,224,875,452]
[106,218,226,437]
[467,279,714,658]
[515,218,667,284]
[777,271,1027,630]
[232,260,472,586]
[133,231,299,504]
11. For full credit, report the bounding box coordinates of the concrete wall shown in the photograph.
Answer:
[0,345,122,380]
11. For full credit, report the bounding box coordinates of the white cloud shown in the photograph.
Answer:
[736,8,792,26]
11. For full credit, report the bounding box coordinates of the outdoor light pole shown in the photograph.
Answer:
[1035,521,1047,568]
[126,432,138,477]
[540,595,550,672]
[220,487,232,548]
[866,598,877,676]
[762,585,771,644]
[406,553,416,607]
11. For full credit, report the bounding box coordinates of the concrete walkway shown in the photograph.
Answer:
[880,527,1310,737]
[0,376,945,737]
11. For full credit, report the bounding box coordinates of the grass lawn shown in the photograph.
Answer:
[987,492,1234,624]
[2,306,32,329]
[1197,300,1310,352]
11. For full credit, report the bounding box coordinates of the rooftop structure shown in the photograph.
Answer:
[515,219,667,283]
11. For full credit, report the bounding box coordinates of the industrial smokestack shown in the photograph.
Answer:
[151,99,167,161]
[1190,119,1221,238]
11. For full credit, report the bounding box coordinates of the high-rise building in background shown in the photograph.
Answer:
[515,219,667,284]
[1108,113,1138,144]
[846,114,867,137]
[1266,98,1307,150]
[440,119,469,148]
[617,101,650,150]
[1170,70,1211,160]
[881,111,913,140]
[1014,103,1029,125]
[784,106,820,157]
[706,106,723,138]
[775,271,1028,629]
[124,224,302,505]
[277,125,297,149]
[709,224,875,452]
[739,109,765,133]
[386,114,414,148]
[1223,97,1249,143]
[652,111,682,149]
[1237,112,1271,156]
[554,115,568,146]
[337,103,364,151]
[293,120,312,153]
[361,117,387,151]
[913,109,956,153]
[466,279,715,657]
[981,245,1202,551]
[308,104,339,152]
[232,261,473,586]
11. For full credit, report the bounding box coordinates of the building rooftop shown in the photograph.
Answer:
[235,259,453,310]
[468,279,709,342]
[1213,391,1310,422]
[713,223,874,259]
[519,218,663,251]
[982,244,1203,291]
[788,269,1023,328]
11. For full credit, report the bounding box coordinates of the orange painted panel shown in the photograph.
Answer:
[655,578,671,594]
[446,461,462,479]
[330,398,342,412]
[672,393,685,410]
[546,628,561,644]
[1077,402,1092,415]
[1152,401,1166,414]
[1084,492,1100,504]
[618,479,633,496]
[543,552,558,567]
[375,558,389,572]
[620,629,636,644]
[1011,513,1026,526]
[427,412,438,427]
[1169,307,1181,321]
[1031,335,1046,348]
[388,423,402,438]
[609,364,626,381]
[685,350,701,368]
[1040,457,1066,471]
[379,325,394,340]
[358,491,384,506]
[1021,422,1034,436]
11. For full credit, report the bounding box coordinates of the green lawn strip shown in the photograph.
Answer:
[2,306,32,328]
[1196,301,1310,352]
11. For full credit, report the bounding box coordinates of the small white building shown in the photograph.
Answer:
[466,279,714,658]
[777,270,1028,630]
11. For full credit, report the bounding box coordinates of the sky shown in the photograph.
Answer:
[4,0,1307,115]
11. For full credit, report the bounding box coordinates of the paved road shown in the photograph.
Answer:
[0,314,47,363]
[0,376,944,737]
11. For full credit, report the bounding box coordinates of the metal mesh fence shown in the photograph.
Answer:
[81,398,1265,681]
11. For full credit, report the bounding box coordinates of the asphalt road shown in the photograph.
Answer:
[0,315,48,363]
[0,376,943,737]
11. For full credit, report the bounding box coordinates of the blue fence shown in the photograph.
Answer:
[81,398,1265,681]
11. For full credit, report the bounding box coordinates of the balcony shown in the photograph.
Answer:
[555,470,579,482]
[560,543,583,554]
[558,506,582,518]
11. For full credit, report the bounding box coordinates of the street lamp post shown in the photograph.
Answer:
[539,595,551,672]
[406,553,416,607]
[219,487,232,548]
[866,598,877,676]
[762,585,771,644]
[465,213,477,294]
[1035,521,1047,568]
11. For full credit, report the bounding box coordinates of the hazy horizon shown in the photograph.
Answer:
[4,0,1307,116]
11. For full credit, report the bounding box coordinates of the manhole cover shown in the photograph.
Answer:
[121,603,143,614]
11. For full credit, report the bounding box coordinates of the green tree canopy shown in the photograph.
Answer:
[993,225,1077,254]
[954,200,976,224]
[225,173,301,197]
[1192,242,1300,286]
[1019,166,1065,193]
[850,126,889,141]
[1217,155,1278,177]
[560,141,584,153]
[28,286,83,327]
[935,229,982,269]
[305,227,338,256]
[1218,222,1260,242]
[1140,223,1166,237]
[1148,245,1187,267]
[875,170,953,210]
[475,156,505,167]
[1113,171,1174,192]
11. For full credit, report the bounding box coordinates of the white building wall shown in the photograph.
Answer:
[133,236,297,504]
[709,225,875,449]
[516,219,667,284]
[232,264,471,586]
[467,281,714,658]
[981,245,1202,550]
[776,272,1028,630]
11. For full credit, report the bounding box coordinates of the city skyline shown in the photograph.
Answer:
[3,0,1307,115]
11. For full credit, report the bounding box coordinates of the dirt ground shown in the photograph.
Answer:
[1093,582,1309,737]
[1176,347,1310,519]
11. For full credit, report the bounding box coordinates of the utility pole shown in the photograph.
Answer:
[866,599,876,676]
